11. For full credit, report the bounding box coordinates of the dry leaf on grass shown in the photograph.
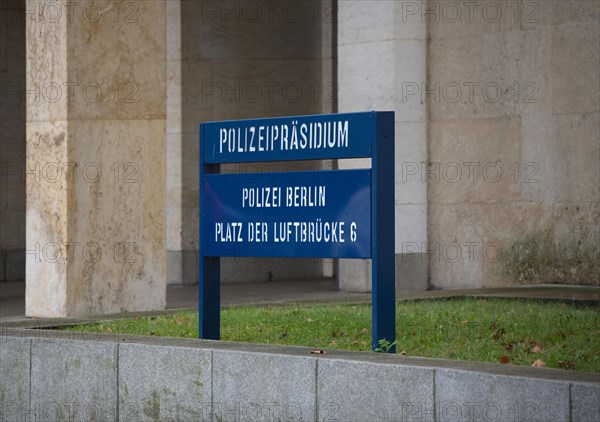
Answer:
[532,359,546,368]
[532,344,543,353]
[558,360,575,370]
[500,355,510,364]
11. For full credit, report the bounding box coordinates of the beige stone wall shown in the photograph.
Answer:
[337,0,429,292]
[427,0,599,288]
[25,0,167,316]
[0,1,26,281]
[168,0,335,284]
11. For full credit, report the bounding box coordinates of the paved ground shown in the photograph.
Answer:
[1,280,598,324]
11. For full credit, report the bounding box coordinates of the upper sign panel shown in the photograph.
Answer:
[201,112,375,163]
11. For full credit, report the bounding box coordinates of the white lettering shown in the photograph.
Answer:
[285,186,326,207]
[217,119,350,155]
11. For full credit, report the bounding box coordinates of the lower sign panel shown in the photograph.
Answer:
[203,169,371,258]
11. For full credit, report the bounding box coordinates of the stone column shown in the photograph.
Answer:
[337,1,428,292]
[25,0,166,317]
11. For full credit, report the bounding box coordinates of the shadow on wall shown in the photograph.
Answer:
[1,248,25,282]
[0,1,26,282]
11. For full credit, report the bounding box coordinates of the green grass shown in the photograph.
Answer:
[64,298,600,372]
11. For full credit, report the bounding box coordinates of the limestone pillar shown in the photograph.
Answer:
[25,0,166,317]
[337,1,428,292]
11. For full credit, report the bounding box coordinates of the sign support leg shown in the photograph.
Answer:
[199,123,221,340]
[371,111,396,352]
[199,256,220,339]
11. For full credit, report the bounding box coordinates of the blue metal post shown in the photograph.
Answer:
[371,111,396,352]
[199,123,221,340]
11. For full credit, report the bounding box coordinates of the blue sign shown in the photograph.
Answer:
[200,111,396,352]
[203,169,371,258]
[202,112,374,163]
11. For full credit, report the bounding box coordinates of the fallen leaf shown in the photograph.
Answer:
[558,360,575,370]
[532,359,546,368]
[309,350,325,354]
[306,317,313,322]
[462,320,469,325]
[502,341,515,351]
[399,351,407,356]
[532,345,542,353]
[500,355,510,364]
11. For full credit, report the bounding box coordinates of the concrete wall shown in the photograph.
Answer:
[166,1,336,285]
[0,1,26,282]
[1,330,598,421]
[426,0,600,288]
